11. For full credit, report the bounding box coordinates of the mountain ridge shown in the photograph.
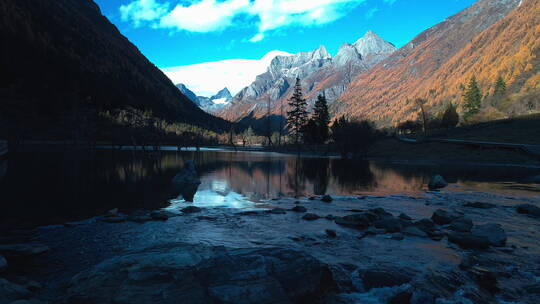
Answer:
[218,30,397,123]
[334,0,533,126]
[176,84,233,114]
[0,0,228,138]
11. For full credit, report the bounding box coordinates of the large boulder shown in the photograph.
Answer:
[448,232,490,249]
[449,217,473,232]
[373,218,403,233]
[171,160,201,202]
[431,209,461,225]
[428,175,448,190]
[414,219,436,233]
[335,214,371,229]
[63,243,336,304]
[471,223,506,247]
[367,208,393,219]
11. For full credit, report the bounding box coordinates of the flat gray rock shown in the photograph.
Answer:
[63,243,336,304]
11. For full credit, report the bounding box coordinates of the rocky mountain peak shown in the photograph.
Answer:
[334,43,363,67]
[312,45,332,60]
[353,30,396,56]
[211,87,233,101]
[176,83,198,104]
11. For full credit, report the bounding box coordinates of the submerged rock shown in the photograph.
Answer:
[335,214,370,229]
[516,204,540,217]
[181,206,202,214]
[428,175,448,190]
[464,202,496,209]
[150,210,177,220]
[325,229,337,238]
[302,213,320,221]
[269,208,287,214]
[471,223,507,247]
[63,243,336,304]
[321,195,333,203]
[290,206,307,212]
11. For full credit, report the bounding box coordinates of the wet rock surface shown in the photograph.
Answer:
[63,243,336,304]
[3,190,540,304]
[427,175,448,190]
[516,203,540,217]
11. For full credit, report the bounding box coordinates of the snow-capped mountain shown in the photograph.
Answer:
[176,84,233,114]
[163,50,291,97]
[218,30,397,122]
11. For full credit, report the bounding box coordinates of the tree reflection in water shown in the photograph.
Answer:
[1,149,538,228]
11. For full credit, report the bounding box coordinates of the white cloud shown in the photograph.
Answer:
[160,0,250,32]
[119,0,169,27]
[161,50,292,97]
[120,0,367,41]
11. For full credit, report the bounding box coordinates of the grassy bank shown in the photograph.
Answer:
[369,114,540,165]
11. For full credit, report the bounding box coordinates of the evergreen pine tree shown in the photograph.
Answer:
[493,76,507,97]
[463,76,482,119]
[313,94,330,143]
[286,78,308,145]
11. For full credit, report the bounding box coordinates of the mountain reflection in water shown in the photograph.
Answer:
[0,149,538,227]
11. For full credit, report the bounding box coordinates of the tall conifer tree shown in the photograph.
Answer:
[313,94,330,143]
[286,78,308,145]
[463,76,482,119]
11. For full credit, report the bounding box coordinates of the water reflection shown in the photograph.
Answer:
[0,149,539,227]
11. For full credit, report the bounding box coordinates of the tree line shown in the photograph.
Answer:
[285,78,380,158]
[398,75,508,134]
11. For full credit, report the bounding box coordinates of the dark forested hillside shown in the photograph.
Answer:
[0,0,227,139]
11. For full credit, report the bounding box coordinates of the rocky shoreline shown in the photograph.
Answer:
[1,189,540,304]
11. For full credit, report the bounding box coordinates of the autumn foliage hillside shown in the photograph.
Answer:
[334,0,538,126]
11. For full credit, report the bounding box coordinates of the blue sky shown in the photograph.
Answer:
[95,0,476,68]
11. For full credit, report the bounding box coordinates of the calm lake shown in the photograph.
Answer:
[1,148,539,227]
